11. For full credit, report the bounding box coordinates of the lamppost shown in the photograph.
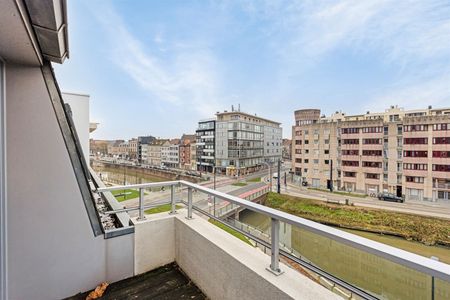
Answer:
[262,161,273,191]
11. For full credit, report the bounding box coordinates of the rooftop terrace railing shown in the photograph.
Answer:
[97,180,450,300]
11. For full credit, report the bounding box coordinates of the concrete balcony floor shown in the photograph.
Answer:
[65,262,205,300]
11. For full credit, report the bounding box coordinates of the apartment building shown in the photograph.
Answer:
[179,134,196,170]
[196,119,216,173]
[162,139,180,168]
[90,139,113,156]
[137,135,155,163]
[145,139,169,166]
[215,109,282,176]
[292,106,450,202]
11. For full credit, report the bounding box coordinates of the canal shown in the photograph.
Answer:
[239,209,450,300]
[92,165,168,185]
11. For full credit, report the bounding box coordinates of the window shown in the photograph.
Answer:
[432,151,450,158]
[324,139,329,144]
[304,140,309,145]
[403,151,428,157]
[362,150,382,156]
[397,126,403,135]
[404,138,428,144]
[406,176,425,183]
[433,123,449,131]
[362,127,382,133]
[432,165,450,172]
[366,173,379,179]
[343,172,356,177]
[363,138,381,144]
[304,159,309,163]
[341,128,359,134]
[404,124,428,132]
[295,158,302,163]
[295,140,302,145]
[342,160,359,166]
[433,137,450,144]
[342,150,359,155]
[342,139,359,145]
[324,149,329,154]
[324,160,330,164]
[403,163,427,170]
[313,159,319,164]
[362,161,382,168]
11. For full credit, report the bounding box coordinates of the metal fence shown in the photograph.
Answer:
[97,180,450,300]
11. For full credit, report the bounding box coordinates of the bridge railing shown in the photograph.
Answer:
[97,180,450,300]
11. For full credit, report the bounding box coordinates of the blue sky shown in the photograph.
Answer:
[54,0,450,140]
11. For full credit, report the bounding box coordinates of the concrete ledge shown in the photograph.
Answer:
[134,214,175,275]
[174,213,340,300]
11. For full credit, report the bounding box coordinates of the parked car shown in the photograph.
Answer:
[377,192,404,203]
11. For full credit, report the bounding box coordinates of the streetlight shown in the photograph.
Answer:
[262,161,273,191]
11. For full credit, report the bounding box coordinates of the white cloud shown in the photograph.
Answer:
[88,2,222,116]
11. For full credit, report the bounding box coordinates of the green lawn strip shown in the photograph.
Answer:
[247,177,261,183]
[111,189,149,202]
[232,182,247,187]
[265,192,450,246]
[208,219,253,246]
[145,204,182,215]
[308,187,367,198]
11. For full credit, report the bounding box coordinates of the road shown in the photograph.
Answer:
[282,183,450,220]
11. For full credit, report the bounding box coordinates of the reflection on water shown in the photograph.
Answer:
[239,210,450,300]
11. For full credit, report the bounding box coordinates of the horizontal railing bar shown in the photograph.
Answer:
[178,180,450,282]
[97,181,180,192]
[95,179,450,282]
[104,201,179,215]
[190,204,378,300]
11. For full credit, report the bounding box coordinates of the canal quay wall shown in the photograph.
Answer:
[91,161,201,183]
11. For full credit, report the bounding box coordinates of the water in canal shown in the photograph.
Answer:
[92,165,168,185]
[239,209,450,300]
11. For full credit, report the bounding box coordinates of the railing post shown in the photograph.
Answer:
[169,185,177,214]
[266,218,283,275]
[137,188,146,221]
[186,187,193,219]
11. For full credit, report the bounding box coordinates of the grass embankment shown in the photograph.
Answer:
[247,177,261,183]
[308,187,367,198]
[265,192,450,247]
[145,204,182,215]
[112,189,147,202]
[232,182,247,187]
[208,219,253,246]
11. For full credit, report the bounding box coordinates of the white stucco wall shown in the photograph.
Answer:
[62,92,90,163]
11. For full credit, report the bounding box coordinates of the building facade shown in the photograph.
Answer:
[196,119,216,173]
[162,139,180,168]
[179,134,196,170]
[215,110,282,176]
[146,139,169,166]
[282,138,292,161]
[292,106,450,202]
[137,135,156,163]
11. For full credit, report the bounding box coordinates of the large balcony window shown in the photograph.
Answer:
[403,163,428,170]
[343,171,356,177]
[342,149,359,155]
[365,173,380,179]
[341,127,359,134]
[363,138,382,145]
[342,139,359,145]
[362,126,382,133]
[433,123,449,131]
[404,138,428,144]
[406,176,425,183]
[342,160,359,166]
[362,161,382,168]
[433,151,450,158]
[362,150,382,156]
[404,124,428,132]
[433,137,450,144]
[432,164,450,172]
[403,151,428,157]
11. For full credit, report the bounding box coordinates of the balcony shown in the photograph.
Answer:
[74,179,450,300]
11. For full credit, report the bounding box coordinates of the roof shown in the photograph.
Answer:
[149,139,169,146]
[216,110,281,125]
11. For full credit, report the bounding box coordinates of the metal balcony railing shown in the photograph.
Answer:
[97,180,450,300]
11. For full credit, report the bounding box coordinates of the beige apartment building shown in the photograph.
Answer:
[144,139,170,166]
[292,106,450,202]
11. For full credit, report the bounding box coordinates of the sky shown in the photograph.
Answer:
[54,0,450,140]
